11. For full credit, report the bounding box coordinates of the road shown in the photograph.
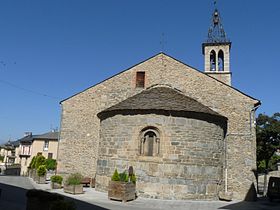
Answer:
[0,175,280,210]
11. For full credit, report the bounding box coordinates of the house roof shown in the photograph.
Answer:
[0,140,19,149]
[18,131,59,143]
[97,86,226,119]
[34,131,59,140]
[18,135,33,143]
[60,52,260,106]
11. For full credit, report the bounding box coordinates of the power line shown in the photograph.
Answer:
[0,79,60,100]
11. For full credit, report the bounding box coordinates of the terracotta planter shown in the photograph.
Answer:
[51,182,62,189]
[108,181,136,202]
[63,184,83,194]
[33,173,39,183]
[30,169,36,179]
[37,175,46,184]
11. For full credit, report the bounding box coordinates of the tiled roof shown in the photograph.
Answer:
[18,131,59,143]
[34,131,59,140]
[98,86,225,119]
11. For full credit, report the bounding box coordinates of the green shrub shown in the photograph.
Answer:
[65,173,82,185]
[111,169,120,181]
[0,155,4,162]
[111,169,136,183]
[37,165,47,177]
[29,156,37,169]
[119,171,128,182]
[35,155,46,169]
[269,154,280,171]
[46,159,57,171]
[130,174,136,184]
[50,175,63,184]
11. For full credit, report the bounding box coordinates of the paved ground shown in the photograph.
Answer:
[0,176,33,210]
[0,175,280,210]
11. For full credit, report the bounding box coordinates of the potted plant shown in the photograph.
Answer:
[46,159,57,171]
[50,175,63,189]
[108,167,136,202]
[34,155,46,182]
[63,173,83,194]
[37,165,47,184]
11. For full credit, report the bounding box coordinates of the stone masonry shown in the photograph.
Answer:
[96,112,226,200]
[57,53,260,200]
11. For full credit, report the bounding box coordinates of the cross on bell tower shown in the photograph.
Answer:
[202,2,232,86]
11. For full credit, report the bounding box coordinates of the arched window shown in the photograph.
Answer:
[140,128,160,156]
[218,50,224,71]
[210,50,216,71]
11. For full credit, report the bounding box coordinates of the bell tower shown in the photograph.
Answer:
[202,3,232,86]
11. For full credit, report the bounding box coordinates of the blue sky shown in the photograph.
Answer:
[0,0,279,143]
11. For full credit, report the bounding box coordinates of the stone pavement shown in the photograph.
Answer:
[1,175,280,210]
[31,178,280,210]
[0,175,33,210]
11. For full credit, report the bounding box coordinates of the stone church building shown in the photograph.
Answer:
[57,8,260,200]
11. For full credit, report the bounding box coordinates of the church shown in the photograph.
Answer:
[57,7,260,200]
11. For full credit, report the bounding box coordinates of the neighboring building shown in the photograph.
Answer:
[0,140,20,164]
[18,131,59,175]
[0,140,20,173]
[57,7,260,200]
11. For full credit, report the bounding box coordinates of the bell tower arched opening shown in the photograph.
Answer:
[218,50,224,71]
[210,50,216,71]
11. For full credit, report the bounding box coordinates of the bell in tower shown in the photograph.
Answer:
[202,4,232,86]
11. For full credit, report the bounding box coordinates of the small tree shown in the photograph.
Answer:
[256,113,280,194]
[37,165,47,177]
[111,169,120,181]
[257,113,280,172]
[29,156,37,169]
[46,159,57,171]
[35,155,46,169]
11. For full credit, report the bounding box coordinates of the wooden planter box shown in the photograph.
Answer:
[63,184,83,194]
[51,182,62,189]
[108,181,136,202]
[37,175,46,184]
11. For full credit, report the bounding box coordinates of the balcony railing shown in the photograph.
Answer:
[18,152,31,157]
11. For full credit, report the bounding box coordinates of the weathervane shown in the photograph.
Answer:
[205,0,229,43]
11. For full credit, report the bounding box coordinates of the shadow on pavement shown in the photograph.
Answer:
[0,182,27,210]
[219,197,280,210]
[0,182,109,210]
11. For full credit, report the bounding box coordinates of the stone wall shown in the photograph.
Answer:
[96,113,226,200]
[57,53,259,200]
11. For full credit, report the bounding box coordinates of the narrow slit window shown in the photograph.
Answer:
[136,72,145,88]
